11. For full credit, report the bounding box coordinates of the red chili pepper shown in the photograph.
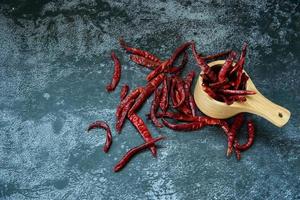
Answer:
[114,136,165,172]
[202,50,232,60]
[167,51,188,75]
[87,121,112,153]
[119,37,161,63]
[115,98,135,133]
[159,77,169,113]
[183,71,196,116]
[174,90,192,115]
[128,113,158,156]
[167,42,192,67]
[157,111,198,122]
[173,78,186,109]
[227,114,244,156]
[150,89,163,128]
[218,89,256,95]
[116,87,143,119]
[106,51,121,92]
[130,54,161,69]
[146,60,169,81]
[236,120,255,151]
[129,74,165,115]
[238,72,249,90]
[218,51,236,82]
[229,43,247,76]
[120,84,129,101]
[191,42,217,82]
[203,85,218,99]
[209,80,228,89]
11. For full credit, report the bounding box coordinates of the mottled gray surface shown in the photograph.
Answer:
[0,0,300,199]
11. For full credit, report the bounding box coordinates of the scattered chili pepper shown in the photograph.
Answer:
[146,60,169,81]
[116,98,135,133]
[129,74,165,115]
[116,87,143,119]
[236,120,255,151]
[167,42,192,67]
[114,136,165,172]
[159,77,169,113]
[87,121,112,153]
[128,113,158,156]
[120,84,129,100]
[183,71,197,116]
[172,78,186,108]
[130,54,161,69]
[167,51,188,75]
[227,114,244,156]
[106,51,121,92]
[150,89,163,128]
[119,37,161,63]
[202,49,232,60]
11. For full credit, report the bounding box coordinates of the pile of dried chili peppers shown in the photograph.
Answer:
[87,38,256,172]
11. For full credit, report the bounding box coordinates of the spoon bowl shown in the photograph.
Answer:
[193,60,291,127]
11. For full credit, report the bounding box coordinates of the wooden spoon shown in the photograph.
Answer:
[193,60,291,127]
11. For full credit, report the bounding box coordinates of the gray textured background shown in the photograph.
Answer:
[0,0,300,199]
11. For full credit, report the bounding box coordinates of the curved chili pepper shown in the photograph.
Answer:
[162,119,204,131]
[146,60,169,81]
[209,80,228,89]
[173,78,186,108]
[128,113,158,156]
[150,89,163,128]
[130,54,161,69]
[167,51,188,75]
[183,71,196,116]
[114,136,165,172]
[218,51,236,82]
[219,89,256,95]
[119,37,161,62]
[120,84,129,100]
[174,90,192,115]
[106,51,121,92]
[129,74,165,116]
[167,42,192,67]
[229,43,247,76]
[236,120,255,151]
[87,121,112,153]
[191,42,217,82]
[202,50,232,60]
[227,114,244,156]
[159,77,169,113]
[116,87,143,119]
[116,99,135,133]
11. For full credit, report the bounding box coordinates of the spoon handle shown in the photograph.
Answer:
[245,92,291,127]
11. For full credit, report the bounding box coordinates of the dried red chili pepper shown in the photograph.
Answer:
[116,87,143,119]
[116,99,135,133]
[173,78,186,108]
[202,50,232,60]
[218,89,256,95]
[227,114,244,156]
[183,71,196,116]
[159,77,169,113]
[150,89,163,128]
[128,113,158,156]
[236,120,255,151]
[130,54,161,69]
[146,60,169,81]
[191,42,217,82]
[106,51,121,92]
[129,74,165,115]
[203,85,218,99]
[218,51,236,82]
[209,80,228,89]
[167,42,192,67]
[114,136,165,172]
[87,121,112,153]
[119,37,161,62]
[229,43,247,76]
[167,51,188,75]
[120,84,129,100]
